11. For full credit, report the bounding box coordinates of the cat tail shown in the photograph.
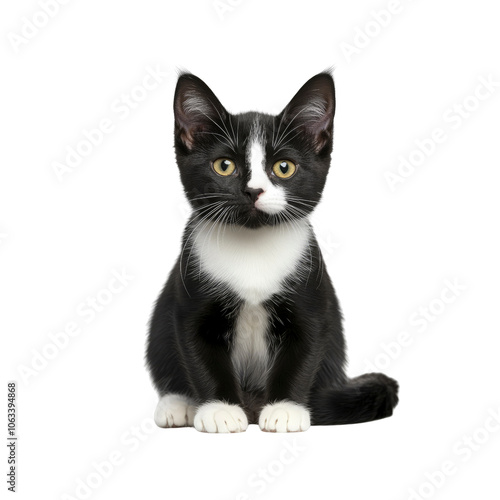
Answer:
[309,373,399,425]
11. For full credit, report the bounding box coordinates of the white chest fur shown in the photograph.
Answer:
[193,218,311,389]
[192,219,311,304]
[231,302,269,389]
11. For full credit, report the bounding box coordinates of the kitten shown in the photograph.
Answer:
[146,71,399,432]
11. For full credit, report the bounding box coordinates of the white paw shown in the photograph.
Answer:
[154,394,196,428]
[259,401,310,432]
[194,401,248,433]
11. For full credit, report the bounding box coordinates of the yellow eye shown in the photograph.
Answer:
[272,160,296,179]
[213,158,236,176]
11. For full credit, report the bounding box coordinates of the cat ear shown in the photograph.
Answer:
[279,72,335,154]
[174,73,228,150]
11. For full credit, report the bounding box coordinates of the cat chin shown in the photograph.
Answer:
[237,215,273,229]
[234,218,287,230]
[231,210,301,229]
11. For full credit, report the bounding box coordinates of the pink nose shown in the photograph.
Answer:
[244,187,264,203]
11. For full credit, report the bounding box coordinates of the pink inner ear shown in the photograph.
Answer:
[174,91,206,150]
[313,128,333,153]
[175,112,199,150]
[179,127,195,150]
[291,102,333,153]
[174,74,228,150]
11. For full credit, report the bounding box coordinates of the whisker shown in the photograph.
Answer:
[197,205,231,277]
[190,193,234,201]
[206,97,238,149]
[198,110,237,153]
[228,114,238,147]
[179,201,228,290]
[274,107,308,149]
[186,205,228,280]
[197,131,234,150]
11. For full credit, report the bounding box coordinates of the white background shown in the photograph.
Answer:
[1,0,499,499]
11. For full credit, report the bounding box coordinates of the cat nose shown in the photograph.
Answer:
[244,187,264,203]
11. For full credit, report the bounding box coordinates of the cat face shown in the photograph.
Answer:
[173,72,335,229]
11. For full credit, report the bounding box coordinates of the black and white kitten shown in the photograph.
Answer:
[146,71,399,432]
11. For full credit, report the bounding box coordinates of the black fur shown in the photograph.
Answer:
[146,71,399,426]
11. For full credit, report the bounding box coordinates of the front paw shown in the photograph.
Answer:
[259,401,310,432]
[154,394,196,428]
[194,401,248,433]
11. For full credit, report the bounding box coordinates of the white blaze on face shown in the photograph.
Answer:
[246,120,287,215]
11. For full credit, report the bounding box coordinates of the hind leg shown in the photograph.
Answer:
[154,394,197,428]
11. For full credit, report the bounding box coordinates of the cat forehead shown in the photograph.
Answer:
[221,113,294,154]
[201,111,301,170]
[228,112,272,138]
[215,115,292,167]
